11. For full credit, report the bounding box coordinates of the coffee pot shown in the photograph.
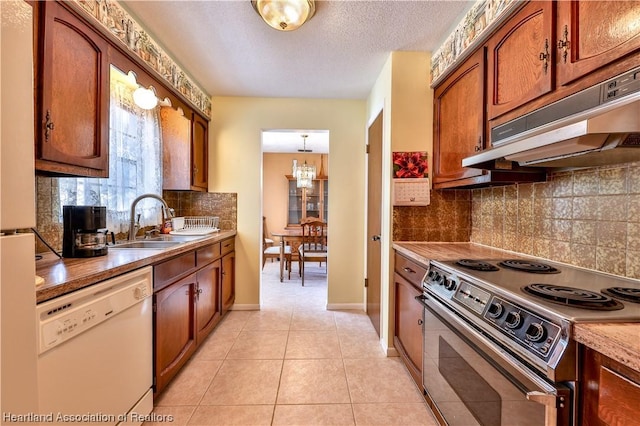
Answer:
[62,205,108,258]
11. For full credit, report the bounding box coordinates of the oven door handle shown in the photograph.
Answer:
[526,390,570,426]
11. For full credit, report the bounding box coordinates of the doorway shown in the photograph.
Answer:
[260,129,329,308]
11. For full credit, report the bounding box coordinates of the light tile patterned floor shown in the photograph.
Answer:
[145,262,437,425]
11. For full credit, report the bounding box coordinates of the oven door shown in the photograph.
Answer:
[416,294,571,426]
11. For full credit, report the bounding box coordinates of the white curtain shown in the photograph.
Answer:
[59,69,163,234]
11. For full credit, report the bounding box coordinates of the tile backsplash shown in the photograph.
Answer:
[470,163,640,279]
[34,176,237,254]
[393,163,640,280]
[393,190,471,242]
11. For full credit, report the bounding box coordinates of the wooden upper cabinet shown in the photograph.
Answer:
[161,108,208,191]
[486,1,555,121]
[556,1,640,86]
[191,113,208,191]
[433,48,486,186]
[36,1,109,177]
[161,107,192,190]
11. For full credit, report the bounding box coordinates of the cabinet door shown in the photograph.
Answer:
[196,260,221,343]
[394,273,423,386]
[580,345,640,425]
[556,1,640,86]
[486,1,555,120]
[191,113,208,191]
[305,180,322,220]
[287,179,303,225]
[433,48,485,186]
[161,107,192,191]
[154,275,197,394]
[37,1,109,177]
[221,251,235,314]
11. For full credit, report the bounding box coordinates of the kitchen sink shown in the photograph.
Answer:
[111,240,183,249]
[147,234,206,242]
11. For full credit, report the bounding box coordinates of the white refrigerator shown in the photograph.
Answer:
[0,0,39,414]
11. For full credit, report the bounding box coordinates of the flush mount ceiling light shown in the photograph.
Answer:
[251,0,316,31]
[133,85,158,110]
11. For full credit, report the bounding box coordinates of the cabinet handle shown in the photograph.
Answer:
[557,25,570,64]
[539,39,550,74]
[475,136,483,152]
[418,319,424,325]
[44,110,55,142]
[403,267,416,274]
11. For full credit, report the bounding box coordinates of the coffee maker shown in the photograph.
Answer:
[62,205,108,258]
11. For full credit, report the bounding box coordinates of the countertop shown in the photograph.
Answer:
[393,241,640,373]
[35,230,236,304]
[393,241,526,266]
[573,323,640,372]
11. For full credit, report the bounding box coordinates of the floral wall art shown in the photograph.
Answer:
[393,151,429,178]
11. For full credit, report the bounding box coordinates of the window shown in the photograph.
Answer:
[59,66,163,234]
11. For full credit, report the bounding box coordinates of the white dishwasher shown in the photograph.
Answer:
[37,267,153,425]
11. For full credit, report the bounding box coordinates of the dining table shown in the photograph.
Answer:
[270,229,303,282]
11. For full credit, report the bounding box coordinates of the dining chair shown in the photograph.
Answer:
[263,232,292,280]
[263,216,275,261]
[298,218,327,286]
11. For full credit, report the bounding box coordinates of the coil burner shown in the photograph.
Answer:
[522,283,624,311]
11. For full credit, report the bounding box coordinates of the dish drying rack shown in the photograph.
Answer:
[170,216,219,235]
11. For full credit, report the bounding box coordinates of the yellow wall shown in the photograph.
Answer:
[366,51,432,352]
[209,97,366,309]
[263,153,325,233]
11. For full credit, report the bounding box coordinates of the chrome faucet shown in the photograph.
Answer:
[128,193,175,241]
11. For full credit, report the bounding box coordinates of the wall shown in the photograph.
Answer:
[209,97,366,309]
[367,51,432,352]
[262,152,325,233]
[471,163,640,279]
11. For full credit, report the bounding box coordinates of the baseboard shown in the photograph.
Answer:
[229,304,260,311]
[326,303,365,311]
[382,339,399,357]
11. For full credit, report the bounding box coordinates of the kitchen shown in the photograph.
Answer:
[1,0,639,425]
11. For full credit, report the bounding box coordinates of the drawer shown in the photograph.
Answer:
[221,237,234,256]
[154,252,197,291]
[197,243,221,266]
[394,253,427,289]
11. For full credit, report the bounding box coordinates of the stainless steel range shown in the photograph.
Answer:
[416,257,640,426]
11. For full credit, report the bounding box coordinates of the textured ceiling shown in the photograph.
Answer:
[122,0,474,100]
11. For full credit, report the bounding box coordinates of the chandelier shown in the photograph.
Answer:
[292,134,316,189]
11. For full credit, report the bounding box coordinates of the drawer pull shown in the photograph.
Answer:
[403,267,416,274]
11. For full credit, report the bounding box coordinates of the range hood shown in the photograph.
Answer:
[463,67,640,169]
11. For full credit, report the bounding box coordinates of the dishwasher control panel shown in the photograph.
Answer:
[36,267,152,354]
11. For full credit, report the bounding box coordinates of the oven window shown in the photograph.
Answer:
[438,337,502,425]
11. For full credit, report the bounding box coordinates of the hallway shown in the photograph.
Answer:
[147,262,436,425]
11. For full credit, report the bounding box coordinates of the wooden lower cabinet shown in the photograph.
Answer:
[393,252,427,387]
[394,272,423,387]
[195,260,222,343]
[154,238,235,394]
[221,250,235,315]
[154,274,197,394]
[579,345,640,425]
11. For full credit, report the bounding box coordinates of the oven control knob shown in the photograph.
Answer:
[505,312,522,329]
[444,278,456,291]
[433,273,443,284]
[525,323,546,342]
[427,270,437,280]
[487,302,503,318]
